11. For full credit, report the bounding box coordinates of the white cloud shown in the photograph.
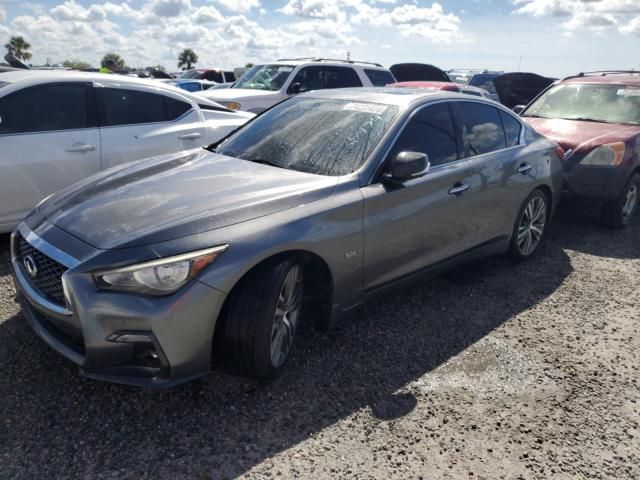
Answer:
[0,5,6,23]
[148,0,191,17]
[214,0,260,14]
[513,0,640,33]
[620,15,640,34]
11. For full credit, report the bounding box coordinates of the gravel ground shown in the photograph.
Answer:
[0,203,638,480]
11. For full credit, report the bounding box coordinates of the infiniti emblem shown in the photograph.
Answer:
[23,255,38,278]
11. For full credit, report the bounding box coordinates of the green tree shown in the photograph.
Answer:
[4,36,32,62]
[100,53,125,70]
[245,62,254,68]
[178,48,197,70]
[62,59,91,69]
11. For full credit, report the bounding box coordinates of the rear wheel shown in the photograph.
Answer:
[219,257,304,379]
[601,174,639,229]
[509,189,549,260]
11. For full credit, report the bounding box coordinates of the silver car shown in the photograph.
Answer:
[11,88,563,388]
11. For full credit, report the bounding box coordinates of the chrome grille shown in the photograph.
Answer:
[16,234,68,307]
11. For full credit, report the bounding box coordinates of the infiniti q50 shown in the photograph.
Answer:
[11,88,563,387]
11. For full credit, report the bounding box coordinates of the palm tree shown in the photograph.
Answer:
[4,36,32,62]
[178,49,198,70]
[100,53,125,70]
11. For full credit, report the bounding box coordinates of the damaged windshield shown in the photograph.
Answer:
[524,83,640,125]
[216,97,399,176]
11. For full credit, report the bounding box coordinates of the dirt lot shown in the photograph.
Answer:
[0,203,638,480]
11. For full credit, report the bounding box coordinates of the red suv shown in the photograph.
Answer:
[519,72,640,228]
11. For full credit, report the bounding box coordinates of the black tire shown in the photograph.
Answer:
[600,174,640,229]
[508,189,549,261]
[218,256,304,379]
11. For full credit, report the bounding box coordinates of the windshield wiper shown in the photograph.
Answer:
[560,117,608,123]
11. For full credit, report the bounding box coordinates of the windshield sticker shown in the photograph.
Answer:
[343,102,388,114]
[278,67,293,73]
[617,89,640,96]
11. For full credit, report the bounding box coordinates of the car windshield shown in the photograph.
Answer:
[232,64,295,91]
[179,70,200,79]
[524,83,640,125]
[215,97,399,176]
[449,74,471,86]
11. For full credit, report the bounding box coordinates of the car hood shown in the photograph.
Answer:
[493,73,556,109]
[523,117,640,153]
[40,149,339,249]
[200,88,278,102]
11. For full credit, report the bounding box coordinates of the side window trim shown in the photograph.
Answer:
[0,82,96,136]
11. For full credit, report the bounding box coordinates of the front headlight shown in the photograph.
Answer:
[94,245,228,295]
[580,142,626,166]
[222,102,241,110]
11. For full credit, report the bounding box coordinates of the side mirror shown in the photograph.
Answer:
[383,151,430,184]
[512,105,526,115]
[288,82,301,95]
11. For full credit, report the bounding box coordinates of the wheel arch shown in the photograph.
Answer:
[214,249,335,349]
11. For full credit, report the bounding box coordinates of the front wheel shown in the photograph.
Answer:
[601,174,639,229]
[509,189,549,261]
[219,257,304,379]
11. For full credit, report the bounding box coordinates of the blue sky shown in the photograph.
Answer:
[0,0,638,77]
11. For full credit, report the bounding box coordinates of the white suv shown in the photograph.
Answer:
[198,58,396,113]
[0,70,254,232]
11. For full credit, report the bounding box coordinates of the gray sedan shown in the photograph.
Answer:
[11,88,563,387]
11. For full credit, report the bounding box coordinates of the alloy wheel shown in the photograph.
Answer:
[517,195,547,256]
[621,184,638,221]
[270,265,303,368]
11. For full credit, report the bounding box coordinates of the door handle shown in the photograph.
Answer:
[65,144,96,153]
[517,163,533,174]
[448,183,470,196]
[178,132,202,140]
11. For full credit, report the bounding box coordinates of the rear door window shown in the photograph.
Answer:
[0,83,92,134]
[365,69,395,87]
[389,103,458,167]
[500,111,522,147]
[99,88,191,126]
[456,102,507,157]
[164,96,192,120]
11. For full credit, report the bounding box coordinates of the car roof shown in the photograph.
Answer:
[0,69,233,110]
[264,59,389,70]
[299,87,482,107]
[561,74,640,86]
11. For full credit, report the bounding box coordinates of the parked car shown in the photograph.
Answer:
[11,88,562,388]
[0,70,254,233]
[199,58,396,113]
[448,70,503,102]
[165,79,218,92]
[388,81,493,99]
[518,71,640,228]
[389,63,450,82]
[178,68,236,83]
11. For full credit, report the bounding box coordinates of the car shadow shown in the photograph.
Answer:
[0,227,574,478]
[551,200,640,259]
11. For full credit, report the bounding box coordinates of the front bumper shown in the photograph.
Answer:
[11,224,228,388]
[563,163,631,202]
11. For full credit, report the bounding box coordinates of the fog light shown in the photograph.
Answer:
[106,331,163,369]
